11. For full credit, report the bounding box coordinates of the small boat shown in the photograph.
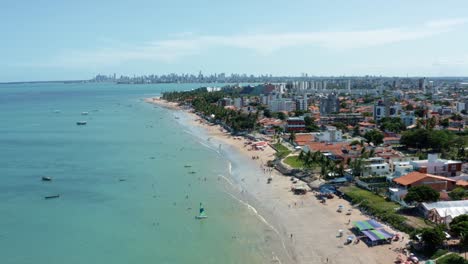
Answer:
[195,203,208,219]
[81,112,89,115]
[53,110,61,113]
[188,171,196,174]
[45,194,60,199]
[76,121,87,125]
[42,176,52,181]
[184,165,192,168]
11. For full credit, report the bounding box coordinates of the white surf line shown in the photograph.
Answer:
[224,191,290,264]
[218,174,236,189]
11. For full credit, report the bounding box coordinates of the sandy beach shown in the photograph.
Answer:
[147,97,407,264]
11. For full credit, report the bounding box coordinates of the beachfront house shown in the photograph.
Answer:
[362,157,390,177]
[389,171,457,205]
[409,153,463,177]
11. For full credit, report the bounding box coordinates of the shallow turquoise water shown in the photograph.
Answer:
[0,83,275,264]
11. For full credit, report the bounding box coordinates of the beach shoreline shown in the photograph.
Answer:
[146,97,408,264]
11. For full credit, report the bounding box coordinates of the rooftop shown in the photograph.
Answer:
[393,171,456,186]
[422,200,468,218]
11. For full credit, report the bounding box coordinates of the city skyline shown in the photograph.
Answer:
[2,1,468,82]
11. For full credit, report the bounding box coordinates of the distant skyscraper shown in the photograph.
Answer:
[418,78,427,93]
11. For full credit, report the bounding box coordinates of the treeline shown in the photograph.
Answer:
[400,128,465,153]
[162,88,257,132]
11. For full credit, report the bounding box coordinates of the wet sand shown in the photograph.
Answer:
[147,97,407,264]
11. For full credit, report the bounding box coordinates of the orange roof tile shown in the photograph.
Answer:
[304,141,363,156]
[294,134,314,146]
[393,171,456,186]
[456,180,468,187]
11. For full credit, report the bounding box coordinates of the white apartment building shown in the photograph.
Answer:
[314,126,343,142]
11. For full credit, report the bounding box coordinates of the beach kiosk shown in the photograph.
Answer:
[352,219,394,246]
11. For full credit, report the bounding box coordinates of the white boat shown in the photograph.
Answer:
[81,112,89,115]
[195,203,208,219]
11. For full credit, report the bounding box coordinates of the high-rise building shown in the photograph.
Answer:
[319,94,340,116]
[295,95,309,111]
[418,78,427,93]
[373,100,402,121]
[268,99,296,112]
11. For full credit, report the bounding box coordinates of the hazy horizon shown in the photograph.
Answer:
[2,0,468,82]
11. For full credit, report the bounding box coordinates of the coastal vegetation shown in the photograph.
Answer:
[162,88,258,132]
[436,253,468,264]
[273,143,291,159]
[403,185,440,204]
[283,155,304,168]
[400,128,466,158]
[341,186,411,232]
[297,150,344,178]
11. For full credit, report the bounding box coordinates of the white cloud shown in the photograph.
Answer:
[30,17,468,68]
[425,18,468,28]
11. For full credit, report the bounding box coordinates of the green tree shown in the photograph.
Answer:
[263,109,272,118]
[415,107,426,118]
[379,117,406,133]
[363,129,384,146]
[436,253,468,264]
[449,187,468,201]
[452,113,463,121]
[304,116,320,132]
[349,158,366,177]
[289,131,296,143]
[353,125,360,136]
[405,104,414,111]
[421,227,445,252]
[332,122,348,132]
[404,185,439,204]
[440,118,450,128]
[449,215,468,236]
[277,112,286,120]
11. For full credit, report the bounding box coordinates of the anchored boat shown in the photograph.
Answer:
[195,203,208,219]
[41,176,52,181]
[45,194,60,199]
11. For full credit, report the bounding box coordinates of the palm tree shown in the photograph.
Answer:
[349,158,366,178]
[289,131,296,144]
[298,150,304,161]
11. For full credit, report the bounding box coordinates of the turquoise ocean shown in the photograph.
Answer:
[0,83,284,264]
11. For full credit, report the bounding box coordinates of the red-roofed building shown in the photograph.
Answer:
[293,134,314,146]
[393,171,457,191]
[358,122,376,134]
[390,172,457,204]
[456,180,468,189]
[303,141,363,163]
[383,137,400,145]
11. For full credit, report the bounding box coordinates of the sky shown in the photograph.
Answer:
[1,0,468,82]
